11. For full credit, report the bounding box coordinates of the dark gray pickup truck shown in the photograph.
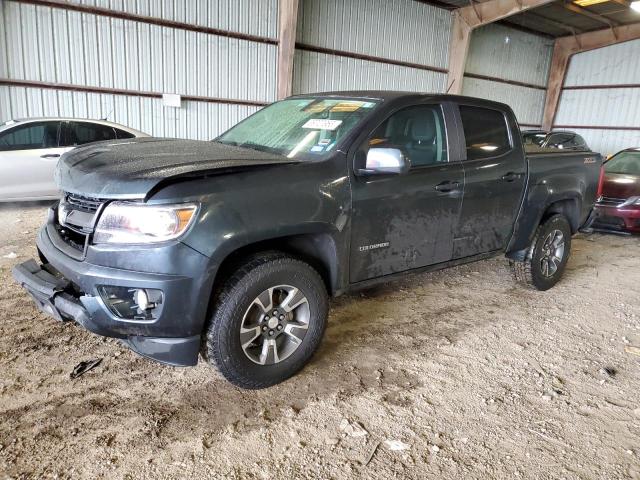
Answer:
[13,92,601,388]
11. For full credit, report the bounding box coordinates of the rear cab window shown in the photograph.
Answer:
[459,105,511,160]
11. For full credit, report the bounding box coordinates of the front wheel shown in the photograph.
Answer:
[202,253,328,389]
[510,214,572,291]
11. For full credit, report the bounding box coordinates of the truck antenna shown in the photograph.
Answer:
[101,108,113,121]
[445,80,455,94]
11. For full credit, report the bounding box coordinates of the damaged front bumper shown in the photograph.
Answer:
[12,220,214,367]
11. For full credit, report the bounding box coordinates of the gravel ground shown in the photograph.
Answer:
[0,203,639,480]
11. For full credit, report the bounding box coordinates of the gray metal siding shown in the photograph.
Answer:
[0,0,275,138]
[59,0,279,38]
[564,39,640,87]
[462,24,553,126]
[293,50,447,95]
[0,85,261,140]
[296,0,451,69]
[555,39,640,154]
[293,0,451,94]
[558,128,640,156]
[465,23,552,87]
[2,2,277,102]
[555,88,640,128]
[461,77,546,126]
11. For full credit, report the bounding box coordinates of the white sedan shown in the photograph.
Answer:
[0,118,148,201]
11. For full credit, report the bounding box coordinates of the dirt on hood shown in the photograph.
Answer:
[56,138,297,199]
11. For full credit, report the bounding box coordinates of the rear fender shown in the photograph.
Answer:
[506,183,582,259]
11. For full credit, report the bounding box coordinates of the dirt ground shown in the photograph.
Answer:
[0,203,639,480]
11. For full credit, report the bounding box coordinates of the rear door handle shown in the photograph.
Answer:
[501,172,521,182]
[40,154,61,159]
[434,180,461,193]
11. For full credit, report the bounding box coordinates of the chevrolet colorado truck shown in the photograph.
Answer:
[13,92,601,389]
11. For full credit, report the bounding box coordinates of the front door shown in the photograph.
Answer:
[350,103,464,283]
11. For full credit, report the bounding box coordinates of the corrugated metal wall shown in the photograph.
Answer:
[1,0,561,141]
[292,0,451,94]
[0,85,260,141]
[0,0,276,139]
[555,39,640,155]
[59,0,278,38]
[462,23,553,126]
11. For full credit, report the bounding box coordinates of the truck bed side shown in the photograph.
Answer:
[507,150,602,258]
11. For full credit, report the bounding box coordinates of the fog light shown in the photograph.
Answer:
[134,289,151,311]
[98,285,163,320]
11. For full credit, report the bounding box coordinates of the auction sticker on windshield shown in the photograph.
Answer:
[302,119,343,130]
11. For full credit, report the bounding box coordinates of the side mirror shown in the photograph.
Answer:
[357,148,409,176]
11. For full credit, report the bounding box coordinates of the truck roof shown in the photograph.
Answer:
[290,90,513,111]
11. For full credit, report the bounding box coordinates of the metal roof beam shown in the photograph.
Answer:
[561,1,620,28]
[526,11,585,34]
[447,0,556,94]
[542,22,640,130]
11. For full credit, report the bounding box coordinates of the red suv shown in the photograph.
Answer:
[593,148,640,233]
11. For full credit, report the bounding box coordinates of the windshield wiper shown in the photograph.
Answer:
[238,142,284,155]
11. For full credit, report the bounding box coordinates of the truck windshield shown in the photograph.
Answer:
[216,97,380,159]
[605,150,640,175]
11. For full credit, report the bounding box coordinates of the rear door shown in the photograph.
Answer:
[0,121,66,199]
[452,104,526,258]
[349,102,465,283]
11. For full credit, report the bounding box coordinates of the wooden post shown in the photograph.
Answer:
[276,0,299,100]
[541,39,572,131]
[542,22,640,131]
[447,13,472,95]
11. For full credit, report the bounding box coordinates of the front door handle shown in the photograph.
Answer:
[434,180,461,193]
[501,172,521,182]
[40,154,61,159]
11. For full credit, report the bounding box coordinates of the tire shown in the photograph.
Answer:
[202,252,328,389]
[510,214,572,291]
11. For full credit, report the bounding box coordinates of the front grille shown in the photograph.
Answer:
[54,192,107,256]
[65,193,103,213]
[597,215,625,227]
[597,196,626,207]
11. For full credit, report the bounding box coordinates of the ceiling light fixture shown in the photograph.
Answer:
[573,0,610,6]
[631,0,640,12]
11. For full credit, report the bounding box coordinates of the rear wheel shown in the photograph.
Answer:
[510,214,572,291]
[202,253,328,389]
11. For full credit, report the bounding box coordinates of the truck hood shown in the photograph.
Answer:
[56,137,298,199]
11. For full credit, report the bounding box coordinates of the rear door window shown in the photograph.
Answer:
[62,122,118,146]
[0,122,60,151]
[459,106,511,160]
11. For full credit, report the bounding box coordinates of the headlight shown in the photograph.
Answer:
[93,202,198,244]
